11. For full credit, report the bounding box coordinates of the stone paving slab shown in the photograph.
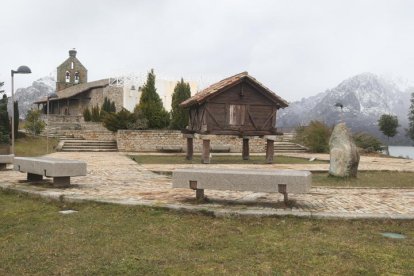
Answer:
[0,152,413,219]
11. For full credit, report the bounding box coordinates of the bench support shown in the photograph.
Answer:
[53,177,71,188]
[266,139,275,164]
[242,138,249,160]
[27,173,43,181]
[278,184,288,204]
[0,164,6,170]
[189,180,205,200]
[202,139,211,164]
[186,137,194,160]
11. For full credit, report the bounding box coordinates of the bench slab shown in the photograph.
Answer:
[14,157,87,187]
[172,169,311,194]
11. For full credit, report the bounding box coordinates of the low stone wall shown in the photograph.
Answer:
[64,130,116,141]
[117,130,274,152]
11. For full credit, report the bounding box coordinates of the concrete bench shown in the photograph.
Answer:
[156,146,183,153]
[172,168,311,203]
[14,157,87,188]
[0,154,14,170]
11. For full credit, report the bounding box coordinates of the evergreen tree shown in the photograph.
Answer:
[0,84,10,144]
[137,69,170,129]
[13,101,19,138]
[170,78,191,130]
[378,114,399,143]
[83,108,92,122]
[110,102,116,113]
[407,92,414,143]
[91,105,101,122]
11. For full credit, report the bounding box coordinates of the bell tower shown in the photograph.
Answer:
[56,49,87,92]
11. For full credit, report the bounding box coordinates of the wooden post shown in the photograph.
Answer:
[190,180,204,200]
[186,137,193,160]
[242,137,249,160]
[202,139,211,164]
[266,139,274,164]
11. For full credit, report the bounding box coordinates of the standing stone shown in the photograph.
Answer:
[329,123,359,177]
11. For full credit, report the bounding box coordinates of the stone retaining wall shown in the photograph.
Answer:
[117,130,274,152]
[64,130,116,141]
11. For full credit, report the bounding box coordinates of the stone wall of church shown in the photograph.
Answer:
[103,86,123,112]
[86,86,123,112]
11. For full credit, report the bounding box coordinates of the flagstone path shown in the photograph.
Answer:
[1,152,413,219]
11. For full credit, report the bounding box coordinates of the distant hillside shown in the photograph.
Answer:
[8,76,55,119]
[277,73,413,145]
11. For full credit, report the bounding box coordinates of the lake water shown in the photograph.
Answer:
[388,146,414,159]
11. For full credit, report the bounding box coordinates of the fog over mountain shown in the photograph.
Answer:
[7,76,55,119]
[277,73,413,145]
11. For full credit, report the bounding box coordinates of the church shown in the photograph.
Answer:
[35,49,197,121]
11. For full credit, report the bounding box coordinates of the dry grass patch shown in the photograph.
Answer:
[130,154,327,165]
[0,191,413,275]
[313,171,414,188]
[14,135,58,157]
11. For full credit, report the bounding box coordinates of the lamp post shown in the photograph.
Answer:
[46,93,58,153]
[11,65,31,154]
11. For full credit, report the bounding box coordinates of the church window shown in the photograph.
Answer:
[71,62,74,69]
[65,71,70,83]
[74,72,80,84]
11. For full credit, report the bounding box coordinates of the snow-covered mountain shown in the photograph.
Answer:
[277,73,412,145]
[8,75,55,119]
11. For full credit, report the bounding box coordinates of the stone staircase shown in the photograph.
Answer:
[59,140,118,152]
[274,142,308,153]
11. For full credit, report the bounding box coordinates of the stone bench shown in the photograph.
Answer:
[0,154,14,170]
[210,145,231,153]
[172,169,311,203]
[14,157,87,188]
[156,146,183,153]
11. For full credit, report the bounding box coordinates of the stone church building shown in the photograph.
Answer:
[35,49,197,122]
[35,49,123,121]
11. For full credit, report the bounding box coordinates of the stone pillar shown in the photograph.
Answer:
[184,134,194,160]
[264,135,277,164]
[242,137,250,160]
[27,173,43,181]
[202,139,211,164]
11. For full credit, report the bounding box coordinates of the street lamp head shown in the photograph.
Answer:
[12,65,32,75]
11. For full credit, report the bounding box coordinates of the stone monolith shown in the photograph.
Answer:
[329,123,360,177]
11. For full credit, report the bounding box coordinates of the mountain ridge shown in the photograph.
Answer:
[277,73,412,145]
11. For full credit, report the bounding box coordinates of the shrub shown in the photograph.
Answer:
[24,109,45,135]
[295,121,332,153]
[103,108,148,132]
[353,132,382,152]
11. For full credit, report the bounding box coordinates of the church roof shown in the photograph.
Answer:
[180,71,289,108]
[34,79,109,104]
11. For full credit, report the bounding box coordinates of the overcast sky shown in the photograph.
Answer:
[1,0,414,102]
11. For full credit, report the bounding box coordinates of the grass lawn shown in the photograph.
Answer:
[0,191,412,275]
[130,154,328,164]
[313,171,414,188]
[15,135,58,157]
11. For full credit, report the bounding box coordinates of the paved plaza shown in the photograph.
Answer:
[1,152,413,219]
